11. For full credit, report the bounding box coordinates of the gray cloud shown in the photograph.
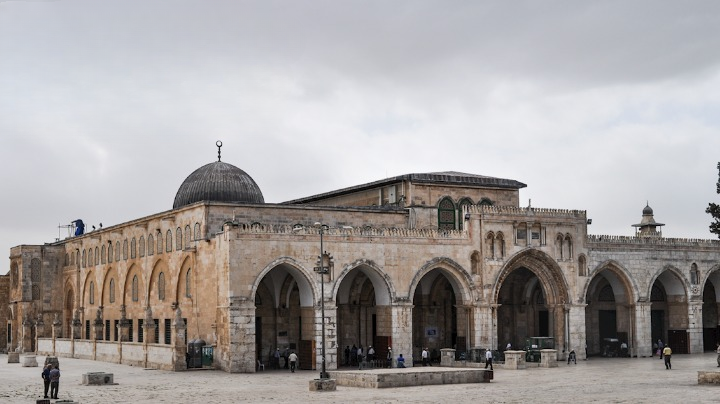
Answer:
[1,1,719,269]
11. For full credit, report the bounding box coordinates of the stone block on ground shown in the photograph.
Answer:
[309,378,337,391]
[82,372,116,385]
[698,371,720,385]
[22,354,38,367]
[7,352,20,363]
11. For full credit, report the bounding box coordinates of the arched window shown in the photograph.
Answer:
[109,278,115,303]
[95,247,99,265]
[194,223,201,241]
[158,272,165,301]
[82,250,87,268]
[139,236,145,257]
[185,268,192,298]
[101,245,106,264]
[75,250,79,267]
[108,243,114,263]
[88,248,93,266]
[495,232,505,259]
[157,231,163,254]
[555,234,564,260]
[132,275,139,302]
[89,281,95,305]
[578,255,587,277]
[131,238,137,259]
[123,239,128,260]
[564,235,573,259]
[31,258,41,282]
[438,197,456,230]
[185,225,192,249]
[176,227,183,251]
[485,232,495,259]
[115,241,121,262]
[690,263,699,285]
[479,197,493,206]
[471,251,480,275]
[166,230,173,252]
[148,234,155,256]
[64,253,69,266]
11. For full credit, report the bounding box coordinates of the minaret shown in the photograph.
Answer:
[631,202,665,237]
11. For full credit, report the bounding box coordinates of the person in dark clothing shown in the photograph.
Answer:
[41,364,52,398]
[567,350,577,364]
[49,365,60,399]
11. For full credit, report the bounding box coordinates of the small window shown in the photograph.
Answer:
[109,278,115,303]
[95,247,99,265]
[158,272,165,301]
[148,234,155,256]
[108,243,114,262]
[132,275,139,302]
[123,239,128,260]
[194,223,201,241]
[101,245,106,264]
[157,231,163,254]
[166,230,173,252]
[89,281,95,305]
[185,225,192,249]
[139,236,145,257]
[138,319,144,343]
[438,197,456,230]
[131,238,137,259]
[176,227,183,250]
[115,241,121,262]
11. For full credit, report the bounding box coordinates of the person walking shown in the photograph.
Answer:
[41,364,52,399]
[283,347,290,369]
[663,345,672,370]
[49,365,60,399]
[422,348,429,366]
[288,351,298,373]
[485,349,494,370]
[274,348,281,369]
[658,339,664,359]
[386,347,393,368]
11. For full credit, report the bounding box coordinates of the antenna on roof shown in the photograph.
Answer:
[216,140,223,162]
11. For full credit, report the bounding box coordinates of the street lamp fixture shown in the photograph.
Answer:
[313,222,332,379]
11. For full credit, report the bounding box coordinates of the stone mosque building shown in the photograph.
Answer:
[3,144,720,373]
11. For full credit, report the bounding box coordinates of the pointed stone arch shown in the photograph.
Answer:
[333,258,395,306]
[409,257,474,305]
[493,249,569,305]
[251,257,317,307]
[583,260,639,304]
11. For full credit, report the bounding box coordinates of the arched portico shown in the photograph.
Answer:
[584,261,637,357]
[649,266,690,354]
[409,257,474,364]
[334,259,394,367]
[493,249,570,356]
[702,265,720,351]
[251,258,317,372]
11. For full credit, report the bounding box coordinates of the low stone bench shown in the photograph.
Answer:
[7,352,19,363]
[22,354,38,367]
[309,378,337,391]
[82,372,116,385]
[698,371,720,385]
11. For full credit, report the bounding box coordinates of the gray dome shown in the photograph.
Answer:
[643,204,653,215]
[173,161,264,209]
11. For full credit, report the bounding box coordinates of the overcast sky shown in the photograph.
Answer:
[2,1,720,273]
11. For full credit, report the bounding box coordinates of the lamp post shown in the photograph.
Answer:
[313,222,332,379]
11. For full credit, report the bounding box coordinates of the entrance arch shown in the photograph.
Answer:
[410,258,473,364]
[649,266,689,354]
[494,249,570,353]
[584,261,637,356]
[702,265,720,351]
[334,260,394,367]
[252,259,316,370]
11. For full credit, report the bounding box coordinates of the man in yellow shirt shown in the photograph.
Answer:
[663,345,672,370]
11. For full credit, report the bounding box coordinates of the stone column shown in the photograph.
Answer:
[634,301,652,357]
[225,297,256,373]
[52,314,62,339]
[567,304,587,360]
[474,303,494,349]
[315,302,337,372]
[172,307,188,371]
[93,308,104,341]
[35,315,45,353]
[688,301,704,353]
[117,305,130,342]
[21,315,33,353]
[71,309,82,340]
[390,302,413,366]
[143,307,156,344]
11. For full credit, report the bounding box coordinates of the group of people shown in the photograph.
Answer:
[273,348,298,372]
[41,363,60,399]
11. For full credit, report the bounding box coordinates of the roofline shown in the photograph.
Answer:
[282,172,527,205]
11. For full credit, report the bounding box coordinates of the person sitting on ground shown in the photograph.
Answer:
[397,354,406,368]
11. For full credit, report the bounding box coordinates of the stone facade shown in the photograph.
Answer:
[4,162,720,373]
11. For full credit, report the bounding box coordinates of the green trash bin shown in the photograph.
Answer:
[202,345,214,367]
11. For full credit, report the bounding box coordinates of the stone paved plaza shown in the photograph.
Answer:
[2,353,720,403]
